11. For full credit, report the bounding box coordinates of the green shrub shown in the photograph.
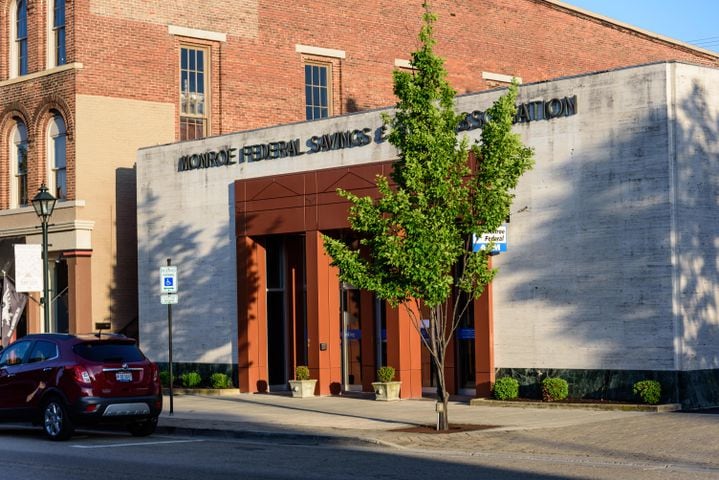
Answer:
[180,371,202,388]
[295,365,311,381]
[210,372,233,389]
[159,371,170,387]
[633,380,661,404]
[542,377,569,401]
[492,376,519,400]
[377,366,396,383]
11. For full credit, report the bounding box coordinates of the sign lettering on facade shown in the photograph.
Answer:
[177,95,578,173]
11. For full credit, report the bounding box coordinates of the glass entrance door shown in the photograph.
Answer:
[340,282,362,391]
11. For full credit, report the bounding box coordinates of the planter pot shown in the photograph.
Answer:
[288,379,317,398]
[372,381,401,401]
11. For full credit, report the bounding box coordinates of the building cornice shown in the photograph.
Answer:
[538,0,719,60]
[0,63,84,88]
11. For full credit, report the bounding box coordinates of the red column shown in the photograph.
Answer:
[65,250,93,334]
[305,230,341,395]
[360,290,375,392]
[237,236,268,393]
[474,275,495,397]
[386,302,423,398]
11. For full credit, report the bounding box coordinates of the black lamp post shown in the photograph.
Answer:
[32,184,57,333]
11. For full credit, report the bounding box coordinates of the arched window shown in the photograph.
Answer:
[9,120,28,208]
[47,114,67,200]
[15,0,28,75]
[48,0,66,67]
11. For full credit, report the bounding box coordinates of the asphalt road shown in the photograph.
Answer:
[0,425,717,480]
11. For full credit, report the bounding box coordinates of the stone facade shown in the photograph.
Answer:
[138,61,719,406]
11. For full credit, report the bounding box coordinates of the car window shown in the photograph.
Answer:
[0,341,32,367]
[27,341,59,364]
[73,342,145,363]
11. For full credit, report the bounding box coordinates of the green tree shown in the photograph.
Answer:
[323,5,533,430]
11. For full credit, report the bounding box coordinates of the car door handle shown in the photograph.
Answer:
[43,367,53,372]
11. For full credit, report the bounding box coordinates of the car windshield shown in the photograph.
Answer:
[73,342,145,363]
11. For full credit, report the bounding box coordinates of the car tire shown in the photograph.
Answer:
[127,416,158,437]
[43,398,74,441]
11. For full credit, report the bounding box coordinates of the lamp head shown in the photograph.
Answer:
[32,184,56,221]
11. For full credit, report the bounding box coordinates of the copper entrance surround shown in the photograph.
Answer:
[235,161,494,397]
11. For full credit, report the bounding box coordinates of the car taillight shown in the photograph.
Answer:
[73,366,92,384]
[151,364,159,382]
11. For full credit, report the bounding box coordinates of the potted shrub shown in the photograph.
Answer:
[288,366,317,398]
[372,366,401,401]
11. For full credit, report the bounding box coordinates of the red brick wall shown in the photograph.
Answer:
[71,0,719,136]
[2,0,718,198]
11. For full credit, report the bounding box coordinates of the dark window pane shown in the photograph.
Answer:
[306,107,312,120]
[320,88,327,107]
[320,66,327,85]
[73,342,145,363]
[314,107,321,119]
[305,65,311,84]
[197,73,204,93]
[197,51,204,71]
[312,65,319,84]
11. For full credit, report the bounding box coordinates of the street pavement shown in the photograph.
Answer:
[158,391,719,476]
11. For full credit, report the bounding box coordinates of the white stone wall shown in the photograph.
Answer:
[493,63,676,371]
[672,63,719,371]
[137,62,719,373]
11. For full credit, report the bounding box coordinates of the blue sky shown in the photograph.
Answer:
[565,1,719,51]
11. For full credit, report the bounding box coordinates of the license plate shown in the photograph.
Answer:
[116,372,133,382]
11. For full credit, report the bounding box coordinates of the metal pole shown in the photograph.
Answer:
[167,258,174,416]
[42,218,50,333]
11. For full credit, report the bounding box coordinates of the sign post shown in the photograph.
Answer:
[161,260,177,415]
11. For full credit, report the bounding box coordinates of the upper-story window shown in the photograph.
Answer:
[47,114,67,200]
[10,0,28,77]
[180,46,208,141]
[10,120,28,208]
[304,63,330,120]
[49,0,66,67]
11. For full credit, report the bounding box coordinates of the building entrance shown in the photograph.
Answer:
[264,235,307,391]
[340,282,362,391]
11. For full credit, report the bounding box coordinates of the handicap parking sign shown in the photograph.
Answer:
[160,266,178,293]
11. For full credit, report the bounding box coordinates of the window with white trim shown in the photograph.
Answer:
[304,62,331,120]
[48,0,66,67]
[180,46,208,140]
[9,0,28,77]
[10,120,28,208]
[47,114,67,200]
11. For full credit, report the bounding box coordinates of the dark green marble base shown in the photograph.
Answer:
[156,362,238,388]
[495,367,719,409]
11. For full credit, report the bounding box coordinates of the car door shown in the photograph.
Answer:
[13,340,60,409]
[0,340,33,413]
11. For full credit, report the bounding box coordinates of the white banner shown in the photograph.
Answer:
[14,244,43,293]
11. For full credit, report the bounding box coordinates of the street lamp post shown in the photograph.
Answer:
[32,184,57,333]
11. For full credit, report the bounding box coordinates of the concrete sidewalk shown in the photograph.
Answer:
[157,392,651,447]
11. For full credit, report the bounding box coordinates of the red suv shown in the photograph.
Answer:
[0,333,162,440]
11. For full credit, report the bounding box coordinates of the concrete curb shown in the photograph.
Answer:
[163,388,241,396]
[469,398,682,412]
[155,421,385,448]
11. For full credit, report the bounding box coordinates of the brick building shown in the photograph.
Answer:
[3,0,719,401]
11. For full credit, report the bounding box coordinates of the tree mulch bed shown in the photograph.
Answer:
[392,424,499,434]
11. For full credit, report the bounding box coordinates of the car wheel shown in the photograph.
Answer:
[43,398,74,441]
[127,416,158,437]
